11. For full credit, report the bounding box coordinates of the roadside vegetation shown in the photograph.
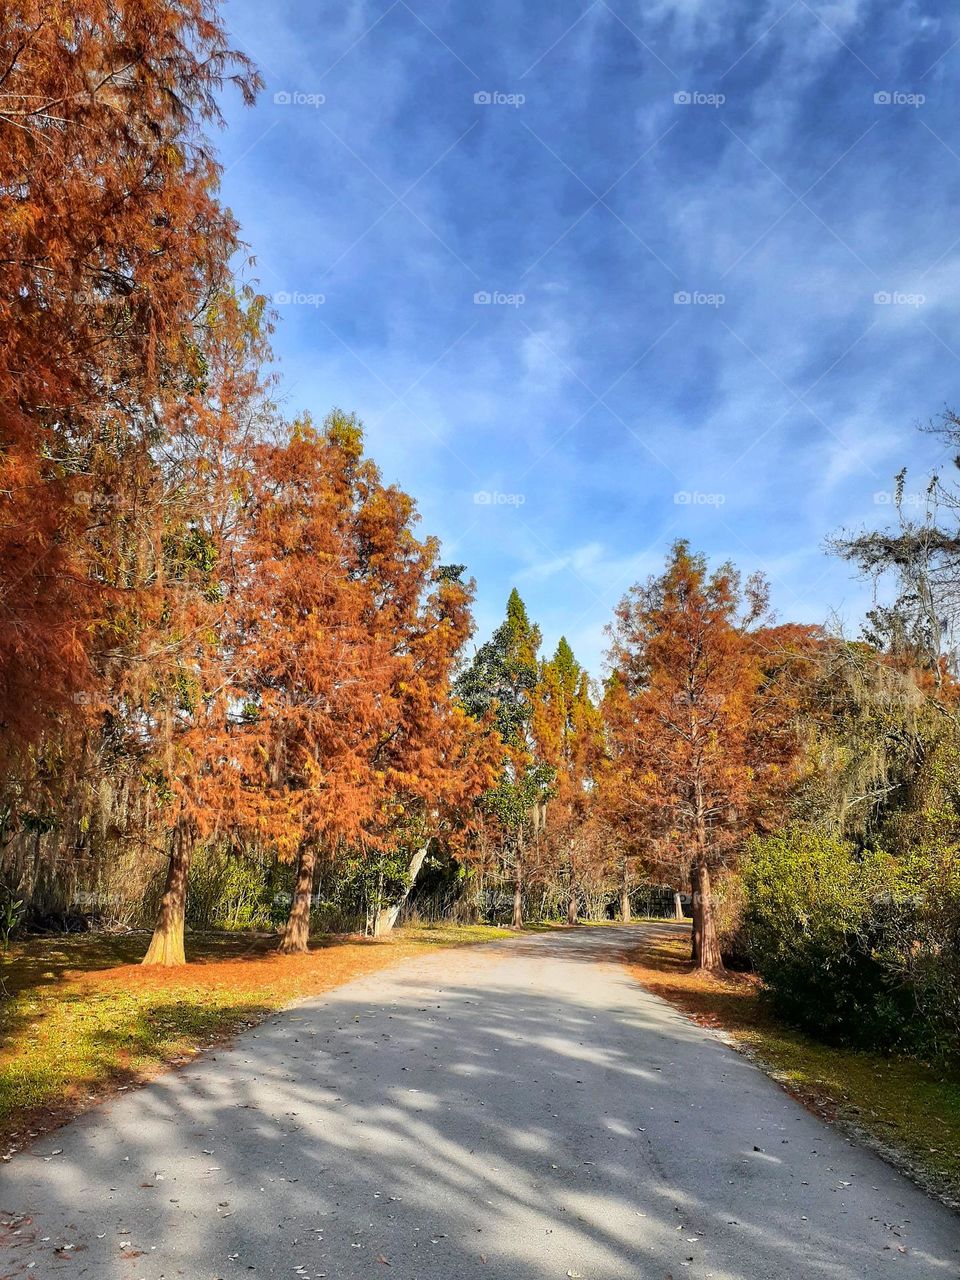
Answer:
[0,0,958,1190]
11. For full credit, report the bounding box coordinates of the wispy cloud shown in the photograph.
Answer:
[220,0,960,673]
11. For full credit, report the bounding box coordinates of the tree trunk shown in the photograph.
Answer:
[511,848,523,928]
[567,892,579,926]
[689,778,723,970]
[366,866,385,937]
[373,844,429,937]
[142,822,193,966]
[690,866,701,961]
[279,843,317,954]
[691,859,724,972]
[620,861,631,922]
[673,891,684,920]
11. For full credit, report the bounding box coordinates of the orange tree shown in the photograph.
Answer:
[531,638,604,921]
[599,671,670,919]
[359,563,501,934]
[136,289,271,965]
[606,542,801,970]
[149,411,496,963]
[199,414,401,958]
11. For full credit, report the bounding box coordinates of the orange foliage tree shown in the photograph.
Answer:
[598,672,668,920]
[531,638,604,922]
[0,0,259,760]
[136,290,272,965]
[146,412,497,963]
[607,542,801,970]
[359,561,501,936]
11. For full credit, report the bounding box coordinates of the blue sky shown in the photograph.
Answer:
[216,0,960,675]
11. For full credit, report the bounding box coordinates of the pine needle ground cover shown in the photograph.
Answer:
[0,923,509,1158]
[623,923,960,1208]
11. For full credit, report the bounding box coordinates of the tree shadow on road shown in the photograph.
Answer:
[0,928,955,1279]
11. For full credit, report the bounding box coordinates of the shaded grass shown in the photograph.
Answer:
[624,923,960,1207]
[0,921,511,1156]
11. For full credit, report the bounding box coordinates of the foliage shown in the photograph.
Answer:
[744,829,902,1043]
[455,590,555,924]
[831,410,960,680]
[457,588,540,747]
[742,826,960,1057]
[0,894,23,954]
[186,847,284,932]
[0,0,261,761]
[605,541,803,968]
[0,0,956,1088]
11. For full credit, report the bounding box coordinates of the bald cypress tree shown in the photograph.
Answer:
[531,638,604,923]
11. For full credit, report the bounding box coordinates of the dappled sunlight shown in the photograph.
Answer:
[0,927,955,1280]
[0,925,508,1153]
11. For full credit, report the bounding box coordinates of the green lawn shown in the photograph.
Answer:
[0,922,510,1157]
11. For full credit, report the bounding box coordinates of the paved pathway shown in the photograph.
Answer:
[0,925,957,1278]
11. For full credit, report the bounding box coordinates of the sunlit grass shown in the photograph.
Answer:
[0,922,511,1155]
[624,924,960,1205]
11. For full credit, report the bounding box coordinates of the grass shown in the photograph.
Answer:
[623,922,960,1207]
[0,921,510,1157]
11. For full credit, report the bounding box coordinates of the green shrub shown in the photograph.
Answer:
[713,872,750,969]
[889,847,960,1059]
[186,847,284,931]
[742,828,919,1049]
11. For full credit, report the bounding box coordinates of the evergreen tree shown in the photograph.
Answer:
[455,590,552,926]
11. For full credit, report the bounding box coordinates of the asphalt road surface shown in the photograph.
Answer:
[0,924,957,1279]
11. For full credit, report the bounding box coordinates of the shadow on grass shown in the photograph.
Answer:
[0,923,519,1154]
[622,920,771,1030]
[0,929,288,1004]
[0,989,275,1150]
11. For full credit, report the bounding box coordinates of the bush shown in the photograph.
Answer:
[713,873,750,970]
[890,847,960,1060]
[742,828,920,1050]
[186,847,284,931]
[881,742,960,1059]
